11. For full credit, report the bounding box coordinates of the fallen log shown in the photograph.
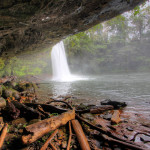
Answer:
[25,103,113,114]
[22,109,75,144]
[40,129,58,150]
[0,123,8,149]
[67,121,72,150]
[12,101,40,120]
[101,99,127,109]
[25,103,67,114]
[72,119,91,150]
[111,110,121,124]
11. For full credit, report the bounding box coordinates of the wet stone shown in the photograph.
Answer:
[81,113,95,121]
[12,118,27,125]
[140,135,150,143]
[103,113,112,120]
[0,97,6,108]
[28,119,41,125]
[126,126,134,131]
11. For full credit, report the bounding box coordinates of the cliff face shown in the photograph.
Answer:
[0,0,145,57]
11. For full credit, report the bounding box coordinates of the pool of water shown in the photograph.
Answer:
[37,73,150,115]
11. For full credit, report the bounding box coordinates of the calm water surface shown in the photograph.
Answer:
[38,73,150,115]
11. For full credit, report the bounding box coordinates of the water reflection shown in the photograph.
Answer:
[43,73,150,114]
[52,81,72,97]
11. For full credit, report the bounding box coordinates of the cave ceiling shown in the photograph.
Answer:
[0,0,145,57]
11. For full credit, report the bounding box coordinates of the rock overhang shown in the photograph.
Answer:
[0,0,145,57]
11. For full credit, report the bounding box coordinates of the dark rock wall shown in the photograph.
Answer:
[0,0,145,57]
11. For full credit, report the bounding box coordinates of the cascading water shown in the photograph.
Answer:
[51,41,71,81]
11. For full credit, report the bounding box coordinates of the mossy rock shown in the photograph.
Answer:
[2,88,20,99]
[0,85,3,96]
[28,119,41,125]
[0,97,6,108]
[15,82,34,92]
[0,85,6,97]
[3,81,17,89]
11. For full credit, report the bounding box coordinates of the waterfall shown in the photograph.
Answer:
[51,41,71,81]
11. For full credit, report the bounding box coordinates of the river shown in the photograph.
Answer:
[37,73,150,117]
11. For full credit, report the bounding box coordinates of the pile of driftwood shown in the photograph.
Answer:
[0,76,149,150]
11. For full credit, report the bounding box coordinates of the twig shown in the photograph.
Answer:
[50,142,57,150]
[0,123,8,149]
[131,132,150,141]
[37,105,50,118]
[67,121,72,150]
[40,129,58,150]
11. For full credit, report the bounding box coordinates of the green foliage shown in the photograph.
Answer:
[133,6,140,16]
[0,48,51,77]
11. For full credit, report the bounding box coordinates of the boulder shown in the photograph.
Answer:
[101,99,127,109]
[0,97,6,108]
[2,88,20,99]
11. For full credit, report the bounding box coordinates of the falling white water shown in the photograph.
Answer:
[51,41,72,81]
[51,41,89,82]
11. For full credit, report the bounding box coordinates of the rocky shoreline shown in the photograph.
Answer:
[0,76,149,150]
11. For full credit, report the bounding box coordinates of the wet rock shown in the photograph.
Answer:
[76,103,88,110]
[3,88,13,98]
[102,113,112,120]
[12,118,27,126]
[3,81,17,88]
[0,85,6,97]
[16,82,32,92]
[0,97,6,108]
[81,113,95,121]
[28,119,41,125]
[138,117,150,128]
[140,135,150,143]
[101,99,127,109]
[126,126,134,131]
[94,117,110,130]
[2,88,20,99]
[111,110,121,124]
